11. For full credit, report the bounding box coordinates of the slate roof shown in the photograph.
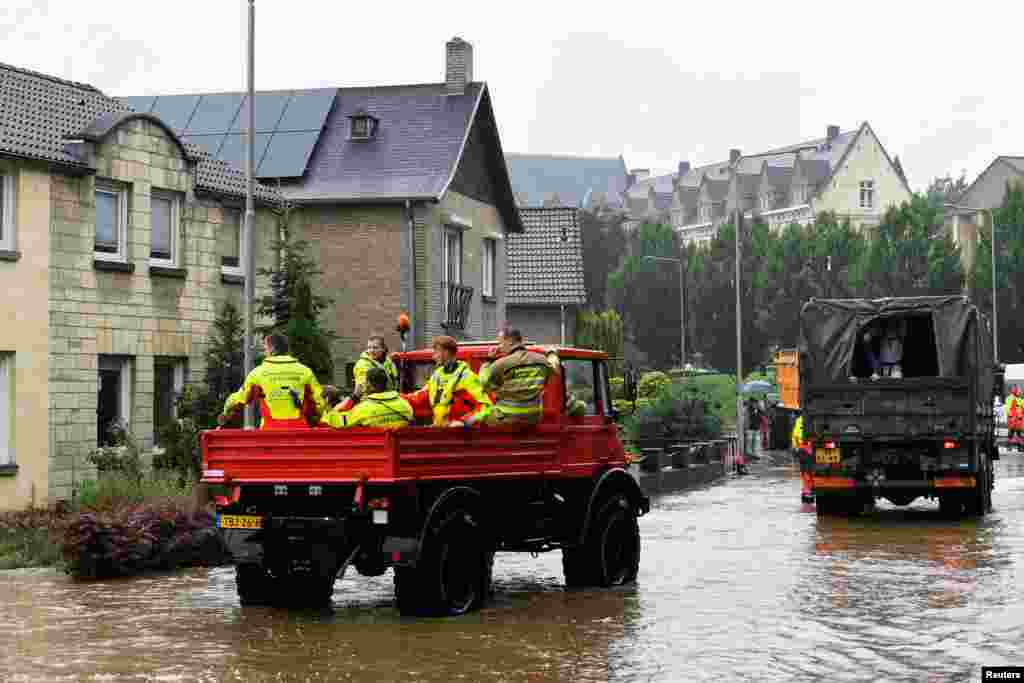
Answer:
[799,158,832,186]
[126,82,522,232]
[764,165,794,190]
[0,62,280,204]
[1002,156,1024,174]
[507,207,586,306]
[505,153,628,208]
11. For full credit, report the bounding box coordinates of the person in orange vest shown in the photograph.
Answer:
[218,333,326,429]
[1007,385,1024,447]
[403,335,492,427]
[792,414,814,504]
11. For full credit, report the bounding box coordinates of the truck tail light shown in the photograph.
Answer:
[214,485,242,507]
[824,441,837,450]
[943,440,959,450]
[368,497,390,510]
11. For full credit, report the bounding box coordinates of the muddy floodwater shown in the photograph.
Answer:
[3,453,1023,682]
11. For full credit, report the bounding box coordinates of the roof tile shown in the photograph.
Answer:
[507,207,586,305]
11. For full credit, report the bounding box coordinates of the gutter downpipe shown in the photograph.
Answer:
[560,304,566,345]
[405,200,417,348]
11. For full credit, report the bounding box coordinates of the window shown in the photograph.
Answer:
[153,357,187,446]
[562,358,600,416]
[482,238,495,298]
[98,356,133,447]
[0,174,15,251]
[442,226,463,319]
[95,181,128,261]
[150,190,180,265]
[860,180,874,208]
[348,112,378,140]
[0,353,12,466]
[220,208,243,273]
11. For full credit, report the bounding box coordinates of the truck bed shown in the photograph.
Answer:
[804,377,981,440]
[201,425,616,484]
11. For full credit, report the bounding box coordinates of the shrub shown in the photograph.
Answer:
[638,371,671,399]
[74,472,193,512]
[87,424,144,482]
[623,380,722,445]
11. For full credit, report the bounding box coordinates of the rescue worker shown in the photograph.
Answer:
[1007,385,1023,447]
[791,414,814,504]
[476,328,552,426]
[324,367,413,429]
[353,335,399,399]
[218,333,326,429]
[404,335,492,427]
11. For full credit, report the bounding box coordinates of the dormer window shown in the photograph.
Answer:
[348,110,379,140]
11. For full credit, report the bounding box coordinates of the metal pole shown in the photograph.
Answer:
[242,0,257,428]
[679,256,685,367]
[735,208,743,461]
[989,209,998,363]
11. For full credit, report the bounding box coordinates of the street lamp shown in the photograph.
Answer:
[945,203,998,362]
[642,255,686,367]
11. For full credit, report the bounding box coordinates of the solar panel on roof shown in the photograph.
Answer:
[217,133,273,173]
[149,95,201,134]
[230,92,293,133]
[257,130,319,178]
[121,96,156,113]
[276,89,334,131]
[181,133,227,159]
[186,93,244,135]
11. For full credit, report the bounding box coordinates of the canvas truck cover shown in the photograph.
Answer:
[798,296,991,387]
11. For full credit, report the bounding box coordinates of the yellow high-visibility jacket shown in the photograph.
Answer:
[791,415,804,451]
[353,352,398,397]
[222,355,326,428]
[406,360,493,426]
[325,391,413,429]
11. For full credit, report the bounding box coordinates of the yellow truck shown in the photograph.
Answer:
[774,348,799,411]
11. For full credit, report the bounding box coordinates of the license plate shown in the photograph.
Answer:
[815,448,841,464]
[218,514,263,530]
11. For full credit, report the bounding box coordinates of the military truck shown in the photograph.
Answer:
[799,296,998,516]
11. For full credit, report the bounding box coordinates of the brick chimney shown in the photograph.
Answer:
[827,125,840,142]
[445,37,474,95]
[729,149,742,165]
[678,161,691,176]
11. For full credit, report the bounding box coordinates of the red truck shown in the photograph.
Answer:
[201,342,648,616]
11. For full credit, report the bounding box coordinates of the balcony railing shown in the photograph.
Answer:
[442,282,474,330]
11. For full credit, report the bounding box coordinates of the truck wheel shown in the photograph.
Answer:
[236,563,273,606]
[394,508,490,617]
[965,461,992,517]
[564,494,640,588]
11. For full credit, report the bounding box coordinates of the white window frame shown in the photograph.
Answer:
[98,355,133,445]
[94,180,129,262]
[482,238,495,298]
[220,208,244,277]
[442,225,464,321]
[860,180,875,209]
[149,189,181,267]
[0,174,16,252]
[0,353,12,466]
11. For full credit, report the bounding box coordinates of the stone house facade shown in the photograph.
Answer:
[0,64,279,508]
[126,37,522,386]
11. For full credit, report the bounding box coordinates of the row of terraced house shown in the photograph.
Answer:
[0,37,594,509]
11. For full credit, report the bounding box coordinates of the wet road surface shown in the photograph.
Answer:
[2,452,1023,682]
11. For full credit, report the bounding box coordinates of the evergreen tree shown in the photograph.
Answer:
[579,209,628,310]
[257,203,336,382]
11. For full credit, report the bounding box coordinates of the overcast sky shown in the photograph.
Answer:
[2,0,1019,192]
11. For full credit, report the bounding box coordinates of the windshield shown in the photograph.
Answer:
[399,360,435,393]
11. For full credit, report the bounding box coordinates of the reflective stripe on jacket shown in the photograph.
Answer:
[222,355,325,428]
[407,360,492,426]
[483,347,551,420]
[325,391,412,429]
[353,352,398,396]
[791,415,804,450]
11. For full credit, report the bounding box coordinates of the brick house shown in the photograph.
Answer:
[664,123,912,245]
[125,37,523,384]
[0,63,280,508]
[506,207,586,344]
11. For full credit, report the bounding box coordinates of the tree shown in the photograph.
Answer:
[972,182,1024,362]
[607,222,682,367]
[861,195,962,298]
[579,209,628,310]
[257,202,336,382]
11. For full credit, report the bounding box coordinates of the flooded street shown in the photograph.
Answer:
[2,454,1023,683]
